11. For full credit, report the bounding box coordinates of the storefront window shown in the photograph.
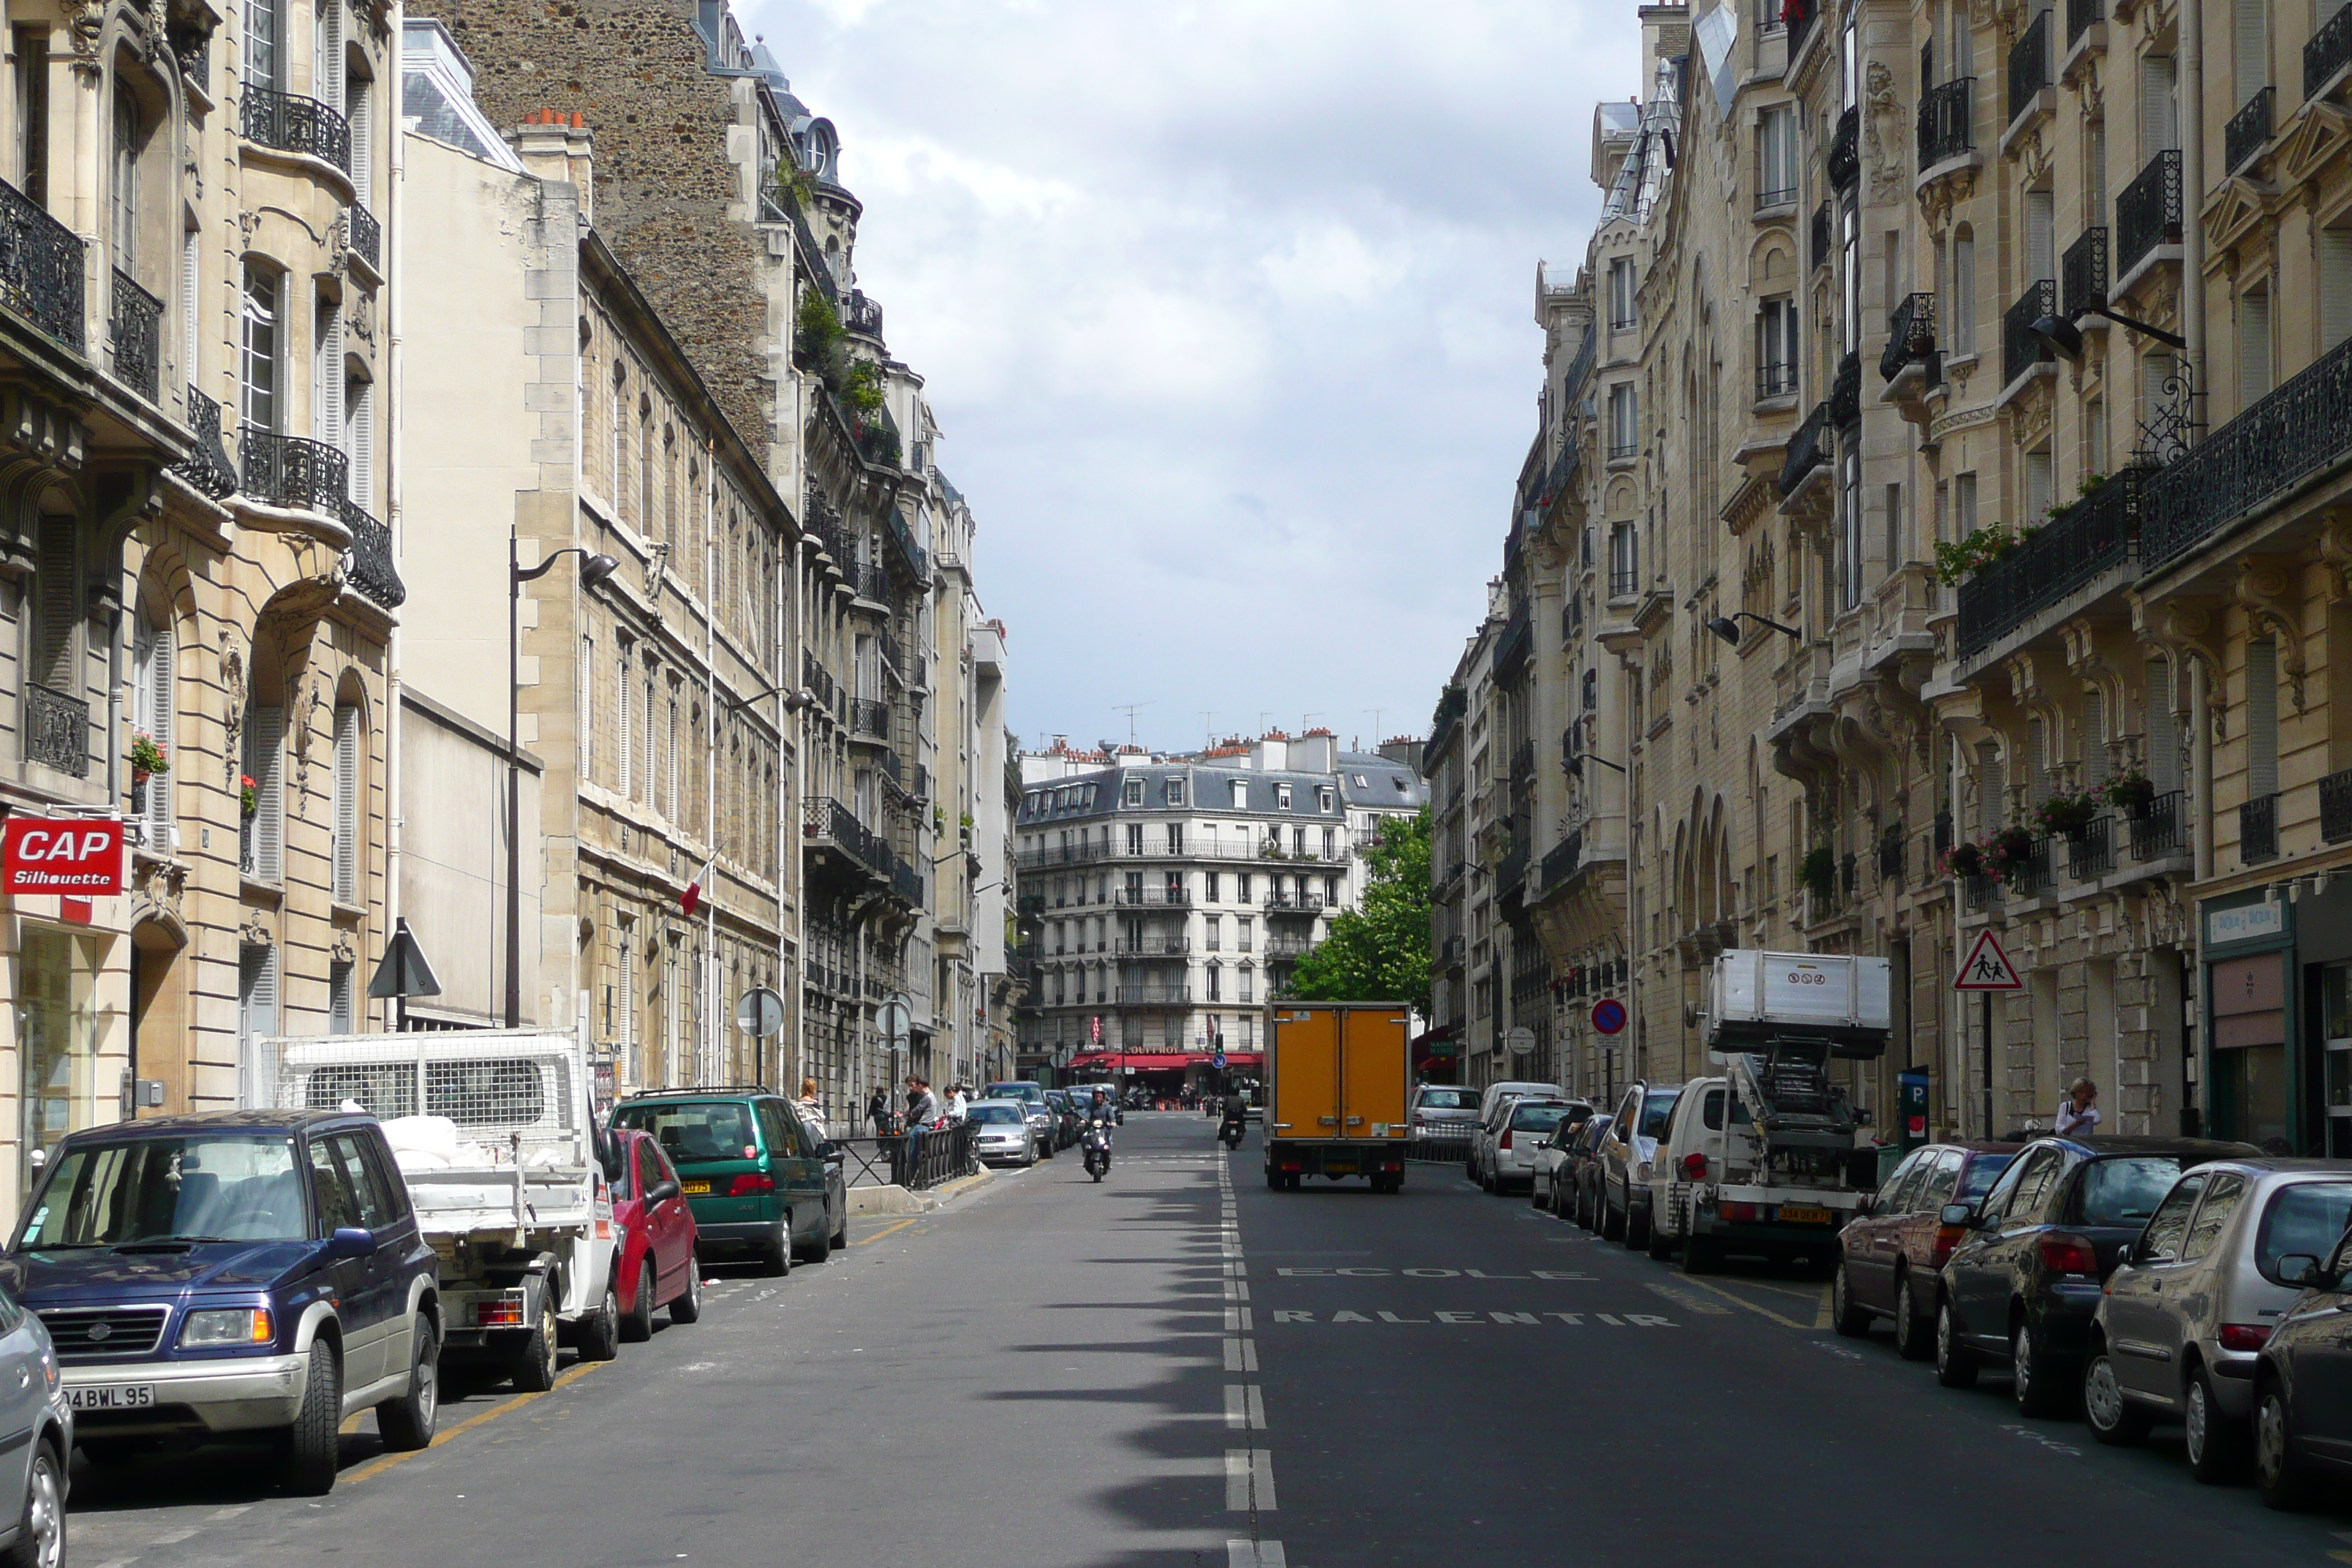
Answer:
[20,928,102,1188]
[2326,964,2352,1152]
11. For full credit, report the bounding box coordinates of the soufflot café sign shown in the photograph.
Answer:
[3,818,127,895]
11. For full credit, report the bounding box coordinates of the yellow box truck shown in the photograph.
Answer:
[1264,1001,1412,1191]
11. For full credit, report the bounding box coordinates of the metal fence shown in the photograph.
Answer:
[831,1123,979,1191]
[1407,1124,1477,1164]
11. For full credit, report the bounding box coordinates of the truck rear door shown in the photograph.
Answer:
[1340,1009,1409,1140]
[1270,1007,1341,1140]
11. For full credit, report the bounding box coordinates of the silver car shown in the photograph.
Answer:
[2085,1158,2352,1481]
[0,1282,69,1565]
[965,1101,1038,1167]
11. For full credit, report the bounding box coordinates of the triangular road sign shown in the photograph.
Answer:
[369,916,444,1000]
[1953,928,2024,991]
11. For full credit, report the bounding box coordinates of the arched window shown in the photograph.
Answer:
[241,260,282,432]
[331,690,363,905]
[241,647,287,883]
[132,605,176,849]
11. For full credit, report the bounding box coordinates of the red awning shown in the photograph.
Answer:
[1060,1052,1263,1071]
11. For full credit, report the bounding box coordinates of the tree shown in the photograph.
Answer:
[1285,810,1432,1019]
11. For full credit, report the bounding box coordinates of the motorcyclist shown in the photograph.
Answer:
[1088,1088,1117,1137]
[1220,1094,1247,1147]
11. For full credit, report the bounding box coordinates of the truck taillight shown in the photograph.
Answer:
[2039,1234,2097,1275]
[1718,1202,1760,1222]
[476,1295,526,1327]
[2217,1322,2272,1352]
[728,1173,776,1196]
[1681,1153,1708,1180]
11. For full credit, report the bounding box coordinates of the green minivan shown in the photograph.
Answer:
[611,1091,846,1275]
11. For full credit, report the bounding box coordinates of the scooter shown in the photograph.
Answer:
[1083,1118,1113,1181]
[1219,1104,1247,1150]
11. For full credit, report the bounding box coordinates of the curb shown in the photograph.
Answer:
[845,1164,997,1218]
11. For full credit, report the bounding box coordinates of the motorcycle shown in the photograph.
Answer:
[1082,1117,1113,1181]
[1219,1104,1247,1150]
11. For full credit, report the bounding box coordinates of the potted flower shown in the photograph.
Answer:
[1985,825,2036,879]
[130,729,169,783]
[239,772,259,820]
[1939,840,1985,878]
[2098,769,2155,818]
[2032,790,2099,839]
[1800,845,1836,897]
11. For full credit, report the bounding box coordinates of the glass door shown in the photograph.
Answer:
[2326,963,2352,1156]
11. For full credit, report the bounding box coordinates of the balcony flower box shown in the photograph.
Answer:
[1939,841,1986,878]
[129,730,169,783]
[2097,772,2155,818]
[2032,792,2099,839]
[1986,826,2036,878]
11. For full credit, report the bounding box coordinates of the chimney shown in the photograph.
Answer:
[512,109,595,223]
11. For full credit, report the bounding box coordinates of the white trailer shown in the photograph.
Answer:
[261,1029,619,1387]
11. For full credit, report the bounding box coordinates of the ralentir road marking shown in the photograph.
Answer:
[1267,1309,1678,1327]
[1274,1267,1591,1279]
[1645,1281,1733,1316]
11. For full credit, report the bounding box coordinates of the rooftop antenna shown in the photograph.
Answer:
[1302,713,1323,733]
[1201,712,1216,747]
[1366,707,1387,740]
[1113,701,1154,749]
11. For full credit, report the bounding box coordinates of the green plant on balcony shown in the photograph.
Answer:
[1259,837,1289,860]
[1800,845,1836,896]
[2096,769,2155,816]
[794,287,845,377]
[129,730,170,782]
[2032,790,2100,838]
[239,772,259,820]
[1938,839,1986,878]
[1984,823,2035,879]
[769,161,818,214]
[1934,521,2040,586]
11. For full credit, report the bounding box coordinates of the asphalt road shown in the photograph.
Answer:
[56,1113,2352,1567]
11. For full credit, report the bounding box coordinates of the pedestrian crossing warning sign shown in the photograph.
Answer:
[1953,929,2024,991]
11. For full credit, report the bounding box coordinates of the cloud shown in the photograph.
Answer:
[738,0,1638,752]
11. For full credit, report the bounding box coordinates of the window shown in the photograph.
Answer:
[1839,449,1862,608]
[13,26,50,208]
[1610,521,1638,593]
[331,699,361,904]
[1322,827,1337,859]
[1290,826,1305,857]
[110,84,138,276]
[1124,777,1142,806]
[1205,871,1219,902]
[1165,823,1184,855]
[2141,55,2178,154]
[1206,915,1222,951]
[2137,1172,2208,1262]
[1237,872,1251,902]
[246,0,279,90]
[132,611,175,849]
[2239,285,2273,402]
[1840,203,1859,351]
[1206,963,1221,1003]
[1951,227,1976,355]
[242,699,284,882]
[1757,297,1798,396]
[2182,1174,2247,1263]
[1229,779,1248,810]
[328,960,355,1033]
[2324,222,2352,353]
[2024,448,2053,525]
[1882,483,1903,583]
[1240,968,1254,1004]
[1324,874,1340,905]
[1238,916,1253,953]
[1126,822,1144,855]
[236,943,278,1107]
[1164,778,1185,806]
[241,262,281,433]
[1607,384,1637,459]
[1276,783,1292,810]
[1607,257,1637,330]
[1757,104,1797,205]
[2025,188,2054,283]
[2248,638,2280,802]
[578,633,594,780]
[1318,787,1334,813]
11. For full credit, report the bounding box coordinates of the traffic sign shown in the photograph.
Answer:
[735,986,785,1037]
[1504,1025,1535,1056]
[1591,998,1628,1036]
[1953,929,2024,990]
[1212,1052,1227,1070]
[879,995,912,1051]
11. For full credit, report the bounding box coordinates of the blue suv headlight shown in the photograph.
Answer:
[180,1308,275,1348]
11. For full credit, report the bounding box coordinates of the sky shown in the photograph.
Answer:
[738,0,1642,758]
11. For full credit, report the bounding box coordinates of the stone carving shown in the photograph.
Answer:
[238,909,274,948]
[1864,61,1906,202]
[220,642,246,781]
[60,0,103,74]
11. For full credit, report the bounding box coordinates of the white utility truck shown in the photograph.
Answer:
[262,1028,619,1387]
[1645,951,1892,1273]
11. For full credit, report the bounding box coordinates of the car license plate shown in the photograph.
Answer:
[67,1384,154,1411]
[1776,1205,1832,1224]
[679,1180,712,1196]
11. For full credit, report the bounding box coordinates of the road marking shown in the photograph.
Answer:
[1224,1384,1267,1430]
[1225,1280,1252,1302]
[1673,1274,1820,1331]
[851,1216,923,1247]
[1228,1541,1287,1567]
[1224,1337,1259,1373]
[1225,1448,1278,1511]
[1226,1307,1254,1331]
[1999,1423,2083,1458]
[1646,1281,1733,1316]
[343,1358,606,1485]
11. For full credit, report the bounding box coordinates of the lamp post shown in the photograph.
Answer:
[509,542,619,1028]
[1705,611,1803,646]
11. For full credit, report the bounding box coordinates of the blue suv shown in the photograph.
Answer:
[1,1109,442,1494]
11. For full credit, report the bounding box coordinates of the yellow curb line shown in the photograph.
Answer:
[344,1358,604,1485]
[1676,1274,1820,1331]
[851,1215,922,1247]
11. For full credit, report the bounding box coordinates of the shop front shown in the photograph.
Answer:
[2203,881,2352,1156]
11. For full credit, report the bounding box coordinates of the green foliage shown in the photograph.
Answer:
[1285,812,1432,1019]
[770,160,819,213]
[1799,844,1836,894]
[842,358,886,417]
[794,288,845,372]
[1932,522,2039,585]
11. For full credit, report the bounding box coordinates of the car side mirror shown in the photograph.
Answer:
[1939,1203,1975,1228]
[2114,1243,2133,1267]
[324,1226,377,1262]
[1855,1194,1874,1217]
[2277,1253,2326,1288]
[647,1180,681,1205]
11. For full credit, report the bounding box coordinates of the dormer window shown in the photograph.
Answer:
[1125,778,1143,806]
[1165,778,1185,807]
[1318,788,1335,813]
[1230,780,1248,810]
[1276,783,1292,810]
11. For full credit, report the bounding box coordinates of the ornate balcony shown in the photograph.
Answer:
[1880,293,1937,383]
[2067,0,2102,49]
[1877,825,1906,883]
[2115,149,2182,284]
[1810,201,1831,271]
[844,290,883,338]
[2225,87,2274,177]
[0,175,85,351]
[1918,78,1975,172]
[1115,886,1191,907]
[1757,361,1798,399]
[1955,467,2142,660]
[346,204,381,272]
[2130,791,2184,862]
[2242,793,2280,864]
[2008,836,2055,899]
[2068,816,2114,881]
[851,697,889,739]
[241,87,351,173]
[240,431,350,516]
[2307,1,2352,100]
[2003,279,2058,389]
[1829,350,1861,429]
[2322,769,2352,844]
[1777,401,1831,497]
[172,386,238,499]
[2143,328,2352,573]
[2008,10,2052,125]
[108,270,161,402]
[340,501,405,608]
[2061,228,2108,320]
[23,683,88,777]
[1828,107,1859,192]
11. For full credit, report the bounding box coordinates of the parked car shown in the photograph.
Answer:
[2252,1215,2352,1508]
[606,1128,702,1343]
[1555,1114,1613,1224]
[1466,1086,1563,1180]
[1931,1134,2260,1416]
[612,1090,846,1275]
[1832,1141,2019,1359]
[3,1109,442,1494]
[1532,1107,1598,1211]
[1470,1093,1554,1187]
[1410,1085,1481,1158]
[1488,1101,1585,1196]
[1042,1091,1082,1149]
[2081,1159,2352,1481]
[1597,1082,1683,1247]
[0,1281,67,1564]
[967,1101,1039,1166]
[986,1081,1065,1152]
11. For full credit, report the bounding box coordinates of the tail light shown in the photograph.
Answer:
[1931,1223,1967,1268]
[1681,1152,1708,1180]
[2218,1322,2272,1352]
[1718,1202,1760,1222]
[728,1173,776,1196]
[1500,1129,1513,1151]
[475,1295,526,1327]
[2040,1234,2097,1275]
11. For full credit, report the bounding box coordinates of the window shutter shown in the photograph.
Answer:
[36,514,76,692]
[2323,229,2352,350]
[314,0,341,113]
[2026,190,2054,282]
[348,87,371,205]
[347,375,372,505]
[2145,657,2180,796]
[314,299,342,452]
[238,943,279,1107]
[2240,290,2272,401]
[616,648,633,796]
[2234,0,2267,103]
[578,634,593,780]
[2141,56,2178,152]
[2247,640,2279,798]
[333,703,359,904]
[149,623,176,848]
[2082,689,2107,786]
[181,225,200,390]
[253,703,284,883]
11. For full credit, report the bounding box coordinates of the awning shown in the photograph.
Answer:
[1063,1052,1264,1071]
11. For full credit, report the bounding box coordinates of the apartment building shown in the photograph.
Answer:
[1436,0,2352,1150]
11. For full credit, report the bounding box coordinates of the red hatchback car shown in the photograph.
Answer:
[1831,1140,2020,1359]
[610,1128,703,1339]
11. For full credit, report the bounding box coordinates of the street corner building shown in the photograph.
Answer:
[1424,0,2352,1154]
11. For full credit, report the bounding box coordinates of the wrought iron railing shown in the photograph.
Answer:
[1263,892,1326,912]
[851,697,889,738]
[2115,148,2182,282]
[346,204,381,271]
[1541,831,1583,889]
[23,683,88,777]
[2008,836,2054,897]
[1755,181,1798,211]
[1115,886,1191,906]
[109,269,161,401]
[2061,227,2108,320]
[341,501,405,608]
[1955,467,2143,659]
[844,290,883,337]
[241,86,351,173]
[172,386,238,499]
[1493,609,1531,674]
[0,175,85,350]
[241,430,350,514]
[1918,78,1975,171]
[1608,566,1641,598]
[2142,327,2352,571]
[1757,361,1798,399]
[2067,0,2102,48]
[2308,1,2352,100]
[1962,874,1999,914]
[892,859,921,905]
[2004,278,2058,388]
[2225,87,2273,176]
[1828,106,1859,191]
[2130,791,2183,860]
[2008,10,2051,124]
[1881,292,1936,382]
[1776,400,1831,496]
[2322,769,2352,844]
[1829,350,1861,429]
[1498,840,1529,894]
[884,505,929,581]
[2242,793,2280,864]
[2068,815,2114,881]
[1606,436,1638,461]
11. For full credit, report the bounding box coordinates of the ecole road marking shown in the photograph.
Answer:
[1267,1309,1677,1327]
[344,1357,605,1485]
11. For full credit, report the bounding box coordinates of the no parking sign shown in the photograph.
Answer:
[1591,998,1627,1035]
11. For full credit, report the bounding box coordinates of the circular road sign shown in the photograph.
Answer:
[1591,998,1628,1036]
[1212,1052,1227,1070]
[1504,1025,1536,1056]
[735,985,785,1038]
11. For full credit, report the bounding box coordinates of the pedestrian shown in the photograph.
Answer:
[794,1077,824,1134]
[946,1082,970,1122]
[867,1085,892,1136]
[2054,1077,2100,1137]
[906,1076,941,1128]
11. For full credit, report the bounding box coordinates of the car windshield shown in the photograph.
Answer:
[1639,1091,1679,1138]
[969,1105,1025,1126]
[614,1102,758,1164]
[2078,1156,2185,1226]
[19,1135,306,1248]
[1957,1155,2013,1201]
[2256,1182,2352,1281]
[1510,1105,1570,1133]
[1417,1089,1477,1110]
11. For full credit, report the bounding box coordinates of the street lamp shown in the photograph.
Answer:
[1563,753,1627,780]
[2027,304,2187,362]
[1705,611,1802,646]
[508,544,620,1027]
